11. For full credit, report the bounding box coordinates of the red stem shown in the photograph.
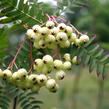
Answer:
[69,24,80,38]
[45,14,51,20]
[14,63,18,70]
[51,16,58,26]
[54,16,67,22]
[10,37,27,71]
[29,39,33,73]
[54,16,81,38]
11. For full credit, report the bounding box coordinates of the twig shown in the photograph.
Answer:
[10,37,28,71]
[29,39,33,73]
[51,16,58,26]
[13,97,17,109]
[45,14,51,20]
[54,16,82,37]
[14,63,18,70]
[54,16,67,22]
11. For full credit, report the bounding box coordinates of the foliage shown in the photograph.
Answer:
[0,80,42,109]
[0,28,8,66]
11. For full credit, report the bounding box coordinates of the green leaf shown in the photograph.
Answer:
[89,58,96,72]
[84,54,90,65]
[87,44,99,54]
[1,6,14,13]
[99,54,109,62]
[18,0,24,10]
[96,64,102,76]
[93,48,104,58]
[24,4,29,13]
[102,66,108,80]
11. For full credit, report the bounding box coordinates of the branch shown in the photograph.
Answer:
[13,97,17,109]
[29,39,33,73]
[10,37,28,71]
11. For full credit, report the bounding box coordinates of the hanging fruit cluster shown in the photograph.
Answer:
[0,14,89,93]
[26,20,89,49]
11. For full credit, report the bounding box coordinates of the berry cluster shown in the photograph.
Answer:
[0,54,80,93]
[26,21,89,49]
[0,15,90,93]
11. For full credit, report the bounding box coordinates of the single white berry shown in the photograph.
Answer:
[28,74,38,84]
[64,53,71,61]
[75,38,81,46]
[12,72,20,80]
[33,41,40,49]
[54,60,63,69]
[56,70,66,80]
[63,61,72,70]
[46,79,56,89]
[37,74,47,85]
[49,84,59,93]
[32,25,41,34]
[43,55,53,65]
[34,59,43,72]
[34,59,43,68]
[3,69,12,80]
[57,23,66,32]
[56,32,68,42]
[60,40,70,48]
[17,68,28,79]
[46,21,55,29]
[33,34,40,41]
[69,33,77,42]
[72,56,80,65]
[65,26,73,35]
[50,27,58,36]
[45,35,55,44]
[0,69,3,78]
[80,34,89,43]
[26,29,34,38]
[40,27,49,36]
[38,39,46,48]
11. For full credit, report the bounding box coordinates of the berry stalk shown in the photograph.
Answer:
[51,16,58,26]
[10,37,28,71]
[45,14,51,20]
[29,39,33,73]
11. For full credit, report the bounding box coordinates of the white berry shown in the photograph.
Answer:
[57,23,66,32]
[63,61,71,70]
[32,25,41,34]
[46,21,55,29]
[26,29,34,38]
[56,70,66,80]
[80,34,89,43]
[56,32,68,42]
[64,53,71,61]
[3,69,12,80]
[54,60,63,69]
[43,55,53,65]
[46,79,56,89]
[37,74,47,85]
[65,26,73,35]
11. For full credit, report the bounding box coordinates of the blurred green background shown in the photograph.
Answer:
[1,0,109,109]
